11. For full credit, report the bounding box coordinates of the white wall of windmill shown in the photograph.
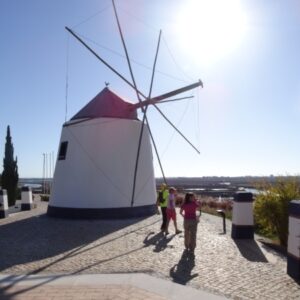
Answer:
[49,117,156,209]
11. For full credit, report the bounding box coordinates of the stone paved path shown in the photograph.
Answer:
[0,198,299,299]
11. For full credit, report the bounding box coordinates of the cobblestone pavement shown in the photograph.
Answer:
[0,198,299,299]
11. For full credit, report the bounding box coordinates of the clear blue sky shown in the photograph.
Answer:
[0,0,299,178]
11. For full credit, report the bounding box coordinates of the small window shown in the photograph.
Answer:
[58,141,68,160]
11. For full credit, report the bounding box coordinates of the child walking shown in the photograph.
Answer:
[180,192,201,254]
[165,187,182,235]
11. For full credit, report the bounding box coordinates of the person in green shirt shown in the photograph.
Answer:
[157,183,169,232]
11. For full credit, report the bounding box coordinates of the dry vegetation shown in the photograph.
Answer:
[175,194,233,219]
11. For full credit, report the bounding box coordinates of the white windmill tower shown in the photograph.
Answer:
[47,0,203,219]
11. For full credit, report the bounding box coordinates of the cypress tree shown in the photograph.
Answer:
[2,126,19,206]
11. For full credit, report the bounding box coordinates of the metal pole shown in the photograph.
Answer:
[51,151,54,190]
[45,153,48,194]
[49,152,52,193]
[42,153,45,194]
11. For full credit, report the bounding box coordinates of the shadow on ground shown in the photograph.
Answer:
[0,211,159,299]
[233,239,268,262]
[169,249,198,285]
[143,231,175,252]
[258,238,287,258]
[0,213,153,273]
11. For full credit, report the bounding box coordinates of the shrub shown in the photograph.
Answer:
[199,196,233,219]
[254,177,300,246]
[1,126,19,206]
[40,194,50,202]
[175,194,184,206]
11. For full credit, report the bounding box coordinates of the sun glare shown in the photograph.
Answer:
[175,0,248,66]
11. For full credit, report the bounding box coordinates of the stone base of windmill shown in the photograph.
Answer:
[47,204,156,219]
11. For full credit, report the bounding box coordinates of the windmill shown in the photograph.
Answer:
[47,0,203,219]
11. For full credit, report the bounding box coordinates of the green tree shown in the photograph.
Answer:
[254,177,300,247]
[1,126,19,206]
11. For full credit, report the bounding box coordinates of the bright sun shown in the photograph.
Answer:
[175,0,248,65]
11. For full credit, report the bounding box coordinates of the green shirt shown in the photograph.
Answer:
[158,189,169,207]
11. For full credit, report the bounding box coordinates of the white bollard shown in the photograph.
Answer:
[21,186,33,211]
[231,192,254,239]
[287,200,300,280]
[0,189,8,218]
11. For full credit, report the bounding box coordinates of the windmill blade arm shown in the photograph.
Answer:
[153,95,194,104]
[151,80,203,102]
[148,30,162,98]
[146,117,168,184]
[130,30,163,206]
[65,26,147,100]
[112,0,146,110]
[153,104,200,154]
[133,95,195,109]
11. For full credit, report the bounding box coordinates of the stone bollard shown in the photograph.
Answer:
[0,189,8,218]
[231,192,254,239]
[21,186,33,211]
[287,200,300,280]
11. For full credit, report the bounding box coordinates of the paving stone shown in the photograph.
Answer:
[0,198,299,299]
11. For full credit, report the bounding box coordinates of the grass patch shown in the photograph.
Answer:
[201,206,232,219]
[200,196,232,219]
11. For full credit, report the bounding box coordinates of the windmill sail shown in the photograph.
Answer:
[48,1,203,219]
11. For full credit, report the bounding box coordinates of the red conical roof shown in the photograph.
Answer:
[71,88,137,120]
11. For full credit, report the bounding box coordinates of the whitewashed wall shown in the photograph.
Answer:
[50,118,156,209]
[232,202,254,226]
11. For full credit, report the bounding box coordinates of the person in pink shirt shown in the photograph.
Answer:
[180,192,201,254]
[165,187,182,235]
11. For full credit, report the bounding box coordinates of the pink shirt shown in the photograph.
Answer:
[181,202,199,220]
